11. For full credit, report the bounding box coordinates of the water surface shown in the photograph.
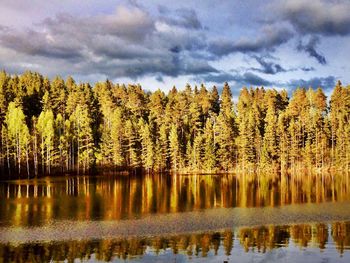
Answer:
[1,173,350,262]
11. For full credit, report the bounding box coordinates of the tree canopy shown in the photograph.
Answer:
[0,70,349,178]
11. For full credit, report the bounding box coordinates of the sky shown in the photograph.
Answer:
[0,0,349,97]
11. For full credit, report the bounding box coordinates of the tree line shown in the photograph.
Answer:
[0,70,349,178]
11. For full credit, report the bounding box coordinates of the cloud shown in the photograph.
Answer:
[199,72,337,95]
[297,36,326,65]
[0,5,217,79]
[158,7,203,30]
[0,28,83,60]
[246,54,314,75]
[198,71,274,87]
[155,75,164,82]
[0,1,348,89]
[250,55,287,74]
[278,0,350,36]
[239,72,274,87]
[45,7,154,41]
[286,76,336,92]
[0,25,10,32]
[208,25,293,57]
[193,71,277,98]
[301,66,315,72]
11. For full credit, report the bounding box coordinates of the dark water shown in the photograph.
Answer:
[1,173,350,262]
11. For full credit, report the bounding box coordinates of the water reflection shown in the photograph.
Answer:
[1,173,350,226]
[1,222,350,262]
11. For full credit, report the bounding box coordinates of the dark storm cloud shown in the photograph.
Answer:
[279,0,350,36]
[155,75,164,82]
[158,7,203,30]
[240,72,274,87]
[73,52,218,80]
[247,55,317,75]
[297,36,326,65]
[0,28,83,60]
[41,8,154,42]
[0,6,217,79]
[274,0,350,67]
[194,71,277,98]
[198,72,237,83]
[208,25,293,57]
[301,67,315,72]
[0,1,348,87]
[250,55,287,75]
[199,71,273,87]
[286,76,336,92]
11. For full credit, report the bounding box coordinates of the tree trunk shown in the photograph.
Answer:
[26,143,30,178]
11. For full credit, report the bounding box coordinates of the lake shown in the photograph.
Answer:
[1,173,350,262]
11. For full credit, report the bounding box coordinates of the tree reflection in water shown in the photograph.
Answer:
[1,173,350,226]
[1,223,350,262]
[1,173,350,262]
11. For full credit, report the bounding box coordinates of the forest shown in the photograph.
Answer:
[0,70,349,178]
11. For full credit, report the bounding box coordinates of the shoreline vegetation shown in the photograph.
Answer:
[0,70,349,179]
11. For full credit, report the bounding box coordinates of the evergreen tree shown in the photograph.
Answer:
[203,118,216,171]
[155,124,169,171]
[37,110,55,174]
[125,119,140,170]
[169,124,181,171]
[330,81,350,169]
[139,120,155,172]
[110,108,125,168]
[210,86,220,115]
[216,83,236,171]
[0,70,349,177]
[261,90,279,168]
[5,102,31,176]
[70,105,94,173]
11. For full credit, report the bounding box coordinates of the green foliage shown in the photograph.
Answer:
[0,69,349,177]
[4,102,30,176]
[38,110,55,174]
[169,124,181,171]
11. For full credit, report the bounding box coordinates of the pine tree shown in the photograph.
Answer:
[216,82,236,171]
[125,119,140,170]
[0,71,11,172]
[70,105,94,173]
[148,89,166,127]
[192,133,203,171]
[221,82,233,118]
[169,124,181,171]
[237,88,257,170]
[330,81,350,169]
[56,113,66,173]
[110,108,125,168]
[287,88,308,169]
[278,112,289,171]
[0,70,349,176]
[95,80,117,166]
[5,102,31,176]
[50,76,68,117]
[139,120,155,172]
[155,124,169,171]
[210,86,220,115]
[203,118,216,172]
[261,90,279,168]
[37,110,55,174]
